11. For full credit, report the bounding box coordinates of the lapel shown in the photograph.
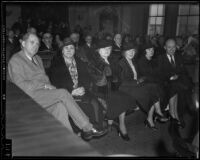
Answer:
[123,58,133,73]
[59,55,74,85]
[19,51,42,70]
[123,58,138,76]
[34,55,44,69]
[75,56,82,84]
[164,54,174,68]
[85,44,91,49]
[112,43,121,54]
[165,53,180,70]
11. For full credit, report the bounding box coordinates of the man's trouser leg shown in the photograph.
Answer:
[46,102,73,132]
[32,89,93,130]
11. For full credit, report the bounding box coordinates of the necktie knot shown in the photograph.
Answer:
[32,57,37,66]
[169,55,175,67]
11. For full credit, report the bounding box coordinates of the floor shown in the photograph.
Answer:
[88,108,197,157]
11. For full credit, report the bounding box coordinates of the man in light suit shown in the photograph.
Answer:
[8,33,107,141]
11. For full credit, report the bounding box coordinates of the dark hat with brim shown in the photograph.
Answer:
[61,40,74,50]
[96,39,112,50]
[122,42,137,51]
[143,43,154,50]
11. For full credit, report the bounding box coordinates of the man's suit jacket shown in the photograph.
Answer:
[8,50,51,97]
[157,53,187,82]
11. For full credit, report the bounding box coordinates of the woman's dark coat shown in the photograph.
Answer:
[117,57,159,112]
[48,54,105,130]
[88,52,136,119]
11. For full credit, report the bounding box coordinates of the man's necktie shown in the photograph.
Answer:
[170,55,176,68]
[32,57,37,66]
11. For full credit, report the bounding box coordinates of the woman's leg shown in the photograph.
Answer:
[154,100,169,122]
[119,112,127,134]
[154,101,164,116]
[169,94,178,119]
[154,100,168,118]
[146,105,156,127]
[173,94,180,121]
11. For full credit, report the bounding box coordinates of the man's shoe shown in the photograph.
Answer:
[81,128,108,141]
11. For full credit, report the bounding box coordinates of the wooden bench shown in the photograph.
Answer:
[6,82,101,156]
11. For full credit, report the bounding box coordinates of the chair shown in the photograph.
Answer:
[37,50,56,69]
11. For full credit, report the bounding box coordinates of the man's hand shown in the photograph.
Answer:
[71,87,85,96]
[170,74,179,81]
[44,84,56,90]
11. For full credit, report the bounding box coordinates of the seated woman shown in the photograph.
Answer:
[48,41,106,133]
[88,40,136,141]
[138,44,169,122]
[117,42,167,130]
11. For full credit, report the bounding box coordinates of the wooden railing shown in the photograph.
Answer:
[6,82,101,157]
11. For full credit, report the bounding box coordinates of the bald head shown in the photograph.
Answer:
[27,27,37,34]
[70,33,79,43]
[164,39,176,55]
[114,34,122,45]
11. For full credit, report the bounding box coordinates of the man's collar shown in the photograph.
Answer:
[115,42,121,48]
[86,43,91,47]
[166,53,174,57]
[8,38,13,43]
[24,51,33,61]
[45,43,52,49]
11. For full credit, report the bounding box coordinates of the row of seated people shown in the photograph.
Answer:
[7,32,193,142]
[48,37,193,139]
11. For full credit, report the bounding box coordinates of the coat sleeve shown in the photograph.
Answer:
[8,57,45,94]
[87,61,108,86]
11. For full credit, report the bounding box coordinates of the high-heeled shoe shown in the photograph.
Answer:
[173,118,185,129]
[171,118,185,129]
[165,112,176,121]
[144,119,158,130]
[165,112,184,128]
[107,121,119,132]
[178,118,185,129]
[117,128,130,141]
[154,113,169,123]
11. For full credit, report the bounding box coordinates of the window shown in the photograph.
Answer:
[147,4,165,36]
[176,4,199,36]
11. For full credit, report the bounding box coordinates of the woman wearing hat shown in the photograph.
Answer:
[117,42,167,130]
[138,44,169,122]
[88,39,136,141]
[48,41,106,134]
